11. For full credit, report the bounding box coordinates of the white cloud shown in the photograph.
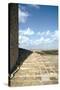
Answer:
[37,31,45,36]
[19,35,30,48]
[19,28,58,50]
[37,32,41,35]
[19,27,34,36]
[21,36,29,43]
[51,30,58,39]
[19,35,29,46]
[19,27,35,48]
[46,30,51,36]
[32,4,40,9]
[33,37,44,45]
[19,9,29,23]
[44,38,51,43]
[33,37,51,46]
[37,30,51,36]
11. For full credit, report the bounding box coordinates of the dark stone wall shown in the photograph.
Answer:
[9,3,18,74]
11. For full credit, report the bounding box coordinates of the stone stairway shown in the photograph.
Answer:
[10,52,58,86]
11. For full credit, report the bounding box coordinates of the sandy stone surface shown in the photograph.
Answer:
[10,52,58,86]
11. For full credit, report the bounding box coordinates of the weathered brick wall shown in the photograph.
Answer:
[9,3,18,74]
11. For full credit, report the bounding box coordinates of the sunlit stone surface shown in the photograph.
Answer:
[10,52,58,86]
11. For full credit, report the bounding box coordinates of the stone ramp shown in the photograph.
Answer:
[10,52,58,86]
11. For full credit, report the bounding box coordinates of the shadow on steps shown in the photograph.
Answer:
[16,48,33,68]
[9,48,33,79]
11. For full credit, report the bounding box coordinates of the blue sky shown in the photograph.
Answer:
[18,4,58,50]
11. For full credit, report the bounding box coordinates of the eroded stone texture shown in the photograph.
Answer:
[10,52,58,86]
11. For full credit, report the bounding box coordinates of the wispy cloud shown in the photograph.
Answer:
[31,4,40,9]
[19,9,29,23]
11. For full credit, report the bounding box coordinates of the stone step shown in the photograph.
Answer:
[11,74,58,85]
[13,73,58,79]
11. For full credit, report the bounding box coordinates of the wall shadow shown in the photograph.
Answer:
[16,48,33,68]
[9,48,33,79]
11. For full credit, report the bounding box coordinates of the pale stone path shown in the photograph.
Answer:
[10,53,58,86]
